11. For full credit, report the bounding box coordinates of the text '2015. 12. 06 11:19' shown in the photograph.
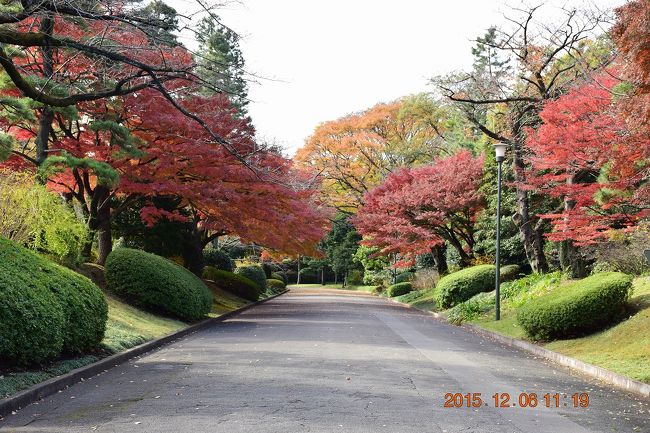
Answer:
[443,392,590,409]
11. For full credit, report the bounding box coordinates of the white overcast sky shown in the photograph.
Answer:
[169,0,625,155]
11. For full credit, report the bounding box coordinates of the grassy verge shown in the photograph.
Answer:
[394,287,440,311]
[1,281,257,398]
[448,274,650,384]
[544,276,650,383]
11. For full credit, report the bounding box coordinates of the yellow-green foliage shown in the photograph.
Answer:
[0,171,88,264]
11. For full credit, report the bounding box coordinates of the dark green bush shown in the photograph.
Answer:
[203,248,233,272]
[203,266,262,301]
[106,248,212,321]
[271,272,287,284]
[53,266,109,353]
[500,264,521,282]
[387,282,412,297]
[235,265,267,290]
[0,236,107,366]
[267,278,286,290]
[395,271,415,284]
[261,262,274,278]
[517,272,633,341]
[437,265,496,309]
[347,269,364,285]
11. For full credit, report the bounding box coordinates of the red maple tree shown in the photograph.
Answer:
[525,74,650,244]
[353,150,485,269]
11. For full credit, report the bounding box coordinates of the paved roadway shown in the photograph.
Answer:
[1,287,648,432]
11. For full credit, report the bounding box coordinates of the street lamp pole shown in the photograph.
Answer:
[494,143,509,321]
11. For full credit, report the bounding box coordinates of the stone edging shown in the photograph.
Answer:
[393,299,650,400]
[0,290,288,418]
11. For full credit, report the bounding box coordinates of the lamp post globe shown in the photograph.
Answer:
[493,142,509,320]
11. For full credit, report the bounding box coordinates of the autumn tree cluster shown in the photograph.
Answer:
[0,0,329,274]
[297,1,650,283]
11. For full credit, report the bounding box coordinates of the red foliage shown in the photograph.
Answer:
[526,75,650,243]
[353,151,485,264]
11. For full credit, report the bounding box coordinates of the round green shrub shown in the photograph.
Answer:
[203,248,233,272]
[235,265,267,290]
[203,266,261,301]
[436,265,496,309]
[347,269,364,286]
[52,266,109,353]
[517,272,633,341]
[0,236,107,366]
[395,271,415,284]
[387,282,413,297]
[267,278,286,290]
[271,272,287,284]
[106,248,212,321]
[500,264,521,283]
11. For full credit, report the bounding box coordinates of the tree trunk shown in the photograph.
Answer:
[510,111,549,273]
[431,245,448,275]
[296,255,301,284]
[447,234,472,267]
[559,180,588,278]
[183,219,205,277]
[321,268,325,285]
[35,17,55,171]
[93,186,112,265]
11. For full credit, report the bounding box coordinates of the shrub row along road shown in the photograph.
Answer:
[1,287,648,433]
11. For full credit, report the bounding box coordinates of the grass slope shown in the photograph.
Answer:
[101,294,187,353]
[545,277,650,383]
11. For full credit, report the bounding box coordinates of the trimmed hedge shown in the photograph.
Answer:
[517,272,633,341]
[0,236,107,366]
[387,282,413,297]
[267,278,286,290]
[235,265,267,290]
[395,271,415,284]
[203,267,262,301]
[437,265,495,309]
[106,248,212,321]
[271,272,287,284]
[500,264,521,282]
[203,248,234,272]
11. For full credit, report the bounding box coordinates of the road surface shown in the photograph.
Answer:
[1,287,648,432]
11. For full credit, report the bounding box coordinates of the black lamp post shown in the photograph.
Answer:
[494,143,509,321]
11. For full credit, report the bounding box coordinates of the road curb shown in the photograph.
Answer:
[387,298,650,400]
[0,290,287,418]
[460,321,650,399]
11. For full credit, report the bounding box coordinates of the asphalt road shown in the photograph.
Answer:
[1,287,648,433]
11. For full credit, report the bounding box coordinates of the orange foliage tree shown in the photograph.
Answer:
[295,95,471,213]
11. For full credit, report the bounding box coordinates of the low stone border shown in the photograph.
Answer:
[405,304,650,400]
[0,290,288,418]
